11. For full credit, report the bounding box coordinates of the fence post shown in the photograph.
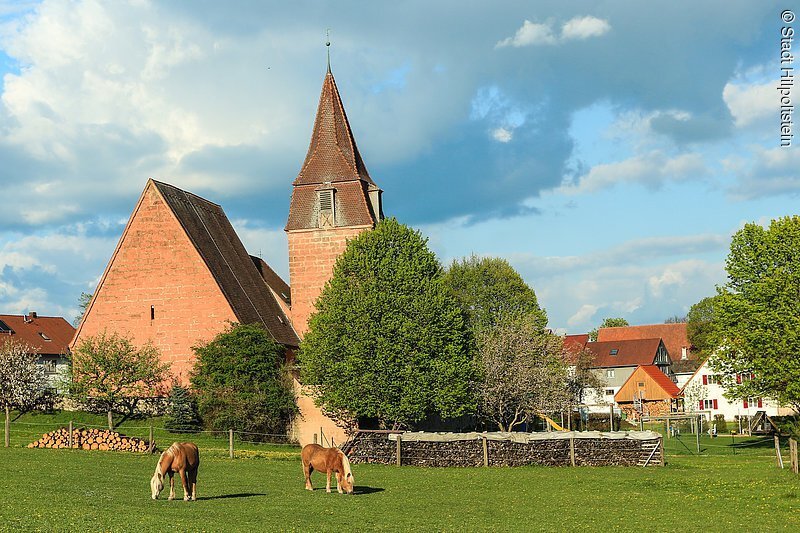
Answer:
[695,415,700,454]
[659,436,665,466]
[68,420,73,449]
[569,437,576,467]
[395,433,402,466]
[775,435,784,469]
[790,438,798,474]
[313,433,317,445]
[482,436,488,467]
[148,422,154,454]
[609,405,614,432]
[4,407,8,447]
[229,429,234,459]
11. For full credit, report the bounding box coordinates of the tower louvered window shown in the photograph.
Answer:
[318,189,334,228]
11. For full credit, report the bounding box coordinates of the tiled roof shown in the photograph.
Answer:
[597,323,693,362]
[286,181,376,230]
[638,365,681,398]
[153,181,300,347]
[586,338,663,368]
[286,70,379,231]
[294,71,375,187]
[564,334,589,352]
[250,256,291,306]
[0,314,74,355]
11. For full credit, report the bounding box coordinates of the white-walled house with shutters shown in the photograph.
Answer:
[680,356,795,421]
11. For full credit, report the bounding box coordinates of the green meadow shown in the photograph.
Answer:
[1,413,799,531]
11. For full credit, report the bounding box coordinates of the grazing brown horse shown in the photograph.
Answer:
[150,442,200,501]
[301,444,354,494]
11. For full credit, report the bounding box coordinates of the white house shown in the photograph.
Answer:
[680,356,795,422]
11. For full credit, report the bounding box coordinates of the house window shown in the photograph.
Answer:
[637,382,645,388]
[38,332,51,341]
[703,399,718,410]
[606,369,615,378]
[42,358,57,374]
[681,347,688,360]
[318,189,335,228]
[609,349,618,355]
[605,389,614,396]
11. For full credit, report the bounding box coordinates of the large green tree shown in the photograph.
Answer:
[299,218,475,429]
[444,255,547,334]
[588,317,629,341]
[191,323,296,439]
[710,216,800,409]
[686,295,721,362]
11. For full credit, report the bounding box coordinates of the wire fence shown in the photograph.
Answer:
[2,419,300,459]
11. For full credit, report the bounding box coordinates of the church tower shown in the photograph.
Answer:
[286,66,383,337]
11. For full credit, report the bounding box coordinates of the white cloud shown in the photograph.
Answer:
[492,127,513,142]
[496,16,610,48]
[559,151,706,194]
[723,79,775,128]
[726,145,800,199]
[567,304,598,328]
[561,16,611,41]
[496,20,556,48]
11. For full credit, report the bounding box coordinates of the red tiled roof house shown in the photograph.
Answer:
[614,365,681,421]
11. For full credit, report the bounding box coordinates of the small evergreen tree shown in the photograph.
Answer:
[163,382,201,433]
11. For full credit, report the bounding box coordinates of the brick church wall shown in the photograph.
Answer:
[287,226,370,337]
[74,184,237,384]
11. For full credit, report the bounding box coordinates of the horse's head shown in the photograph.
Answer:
[339,450,354,495]
[150,470,164,499]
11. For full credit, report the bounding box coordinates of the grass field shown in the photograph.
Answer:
[2,413,799,531]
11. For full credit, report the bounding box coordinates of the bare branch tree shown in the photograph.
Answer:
[0,340,48,447]
[476,320,571,432]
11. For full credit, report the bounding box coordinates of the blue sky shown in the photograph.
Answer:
[0,0,797,333]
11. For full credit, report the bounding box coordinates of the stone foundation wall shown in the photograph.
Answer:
[344,430,662,467]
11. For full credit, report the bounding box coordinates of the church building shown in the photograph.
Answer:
[73,65,381,446]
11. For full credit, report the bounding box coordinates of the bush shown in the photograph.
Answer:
[713,414,727,434]
[163,383,202,433]
[191,323,297,440]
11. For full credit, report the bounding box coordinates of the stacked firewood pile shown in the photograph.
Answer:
[27,427,154,453]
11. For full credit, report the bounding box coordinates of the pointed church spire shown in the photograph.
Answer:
[293,67,375,187]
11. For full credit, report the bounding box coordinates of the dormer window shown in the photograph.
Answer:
[610,349,618,355]
[38,332,51,341]
[318,188,335,229]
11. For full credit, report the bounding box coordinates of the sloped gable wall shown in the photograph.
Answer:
[74,183,236,384]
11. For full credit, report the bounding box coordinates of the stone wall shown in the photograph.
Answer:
[344,430,663,467]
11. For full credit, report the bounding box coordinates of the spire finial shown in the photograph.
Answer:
[325,28,331,73]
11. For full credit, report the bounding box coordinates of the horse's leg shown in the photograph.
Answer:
[326,469,332,493]
[303,461,313,491]
[336,471,343,494]
[168,472,175,500]
[189,468,197,501]
[180,469,190,501]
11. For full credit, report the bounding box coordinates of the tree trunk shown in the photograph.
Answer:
[107,410,113,430]
[4,406,9,448]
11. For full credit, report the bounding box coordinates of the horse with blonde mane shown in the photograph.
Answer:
[301,443,354,494]
[150,442,200,501]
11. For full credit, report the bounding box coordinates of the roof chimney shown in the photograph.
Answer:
[27,311,37,322]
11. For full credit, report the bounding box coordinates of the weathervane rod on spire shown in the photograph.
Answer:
[326,28,331,72]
